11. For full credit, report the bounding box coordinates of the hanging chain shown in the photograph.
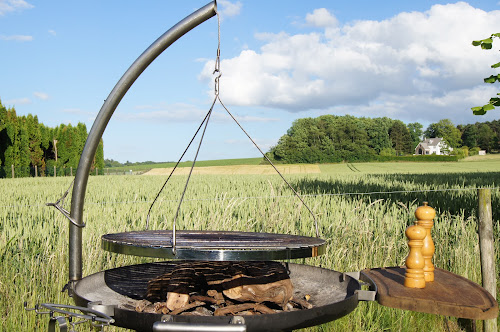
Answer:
[213,11,221,96]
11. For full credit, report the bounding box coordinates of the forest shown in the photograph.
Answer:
[0,100,104,178]
[267,115,500,164]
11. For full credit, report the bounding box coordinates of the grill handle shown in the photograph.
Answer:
[153,315,246,332]
[344,271,378,302]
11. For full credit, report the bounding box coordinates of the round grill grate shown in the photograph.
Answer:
[102,230,325,261]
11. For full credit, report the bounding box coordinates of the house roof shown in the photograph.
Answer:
[420,137,443,147]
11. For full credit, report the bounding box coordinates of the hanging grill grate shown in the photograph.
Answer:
[102,230,325,261]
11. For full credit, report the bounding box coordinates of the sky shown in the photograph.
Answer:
[1,0,500,163]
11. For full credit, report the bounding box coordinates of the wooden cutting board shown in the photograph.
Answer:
[362,267,498,320]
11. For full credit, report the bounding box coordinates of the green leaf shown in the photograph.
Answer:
[491,62,500,68]
[492,33,500,38]
[481,42,493,49]
[484,75,497,83]
[472,107,486,115]
[483,38,493,43]
[490,98,500,106]
[483,104,495,111]
[472,40,482,46]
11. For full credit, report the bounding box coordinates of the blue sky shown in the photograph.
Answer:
[1,0,500,163]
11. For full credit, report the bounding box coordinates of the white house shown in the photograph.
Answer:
[414,137,452,155]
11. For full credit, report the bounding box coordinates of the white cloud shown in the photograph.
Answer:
[0,0,33,16]
[306,8,338,28]
[0,34,32,41]
[48,29,56,36]
[33,92,49,100]
[5,97,31,105]
[199,2,500,124]
[118,102,278,123]
[217,0,242,18]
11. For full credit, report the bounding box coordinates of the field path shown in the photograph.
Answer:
[142,164,321,175]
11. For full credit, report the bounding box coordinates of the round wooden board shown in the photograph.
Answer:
[362,267,498,320]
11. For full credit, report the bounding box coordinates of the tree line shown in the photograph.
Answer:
[267,115,499,164]
[0,100,104,178]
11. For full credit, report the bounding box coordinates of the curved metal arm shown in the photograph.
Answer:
[69,1,217,285]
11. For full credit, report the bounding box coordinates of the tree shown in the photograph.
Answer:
[389,120,412,155]
[461,124,479,148]
[363,117,393,154]
[3,107,19,172]
[477,123,497,152]
[268,115,378,163]
[424,119,462,149]
[26,114,44,172]
[407,122,423,150]
[471,33,500,115]
[17,117,31,176]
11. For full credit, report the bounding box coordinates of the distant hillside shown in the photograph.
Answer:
[105,157,264,172]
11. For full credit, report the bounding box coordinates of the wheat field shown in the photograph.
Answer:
[1,159,499,331]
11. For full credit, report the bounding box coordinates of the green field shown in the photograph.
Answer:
[108,157,264,172]
[1,157,499,331]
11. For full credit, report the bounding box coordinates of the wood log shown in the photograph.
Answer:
[135,299,154,313]
[214,303,275,316]
[190,294,217,304]
[153,301,170,314]
[170,301,206,315]
[290,296,313,309]
[146,261,294,314]
[166,292,190,311]
[206,289,225,305]
[223,278,293,307]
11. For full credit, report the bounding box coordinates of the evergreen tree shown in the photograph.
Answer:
[389,120,412,155]
[0,98,100,177]
[18,117,31,176]
[4,108,19,173]
[26,114,44,172]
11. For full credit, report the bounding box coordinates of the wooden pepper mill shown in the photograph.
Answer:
[404,222,426,288]
[415,202,436,282]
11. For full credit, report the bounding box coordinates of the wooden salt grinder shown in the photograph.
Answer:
[415,202,436,282]
[404,223,426,288]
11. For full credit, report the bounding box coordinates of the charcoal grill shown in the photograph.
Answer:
[32,1,497,331]
[72,262,366,332]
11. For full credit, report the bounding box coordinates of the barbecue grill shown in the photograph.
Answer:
[29,1,497,331]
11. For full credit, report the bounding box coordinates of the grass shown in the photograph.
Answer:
[0,158,499,331]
